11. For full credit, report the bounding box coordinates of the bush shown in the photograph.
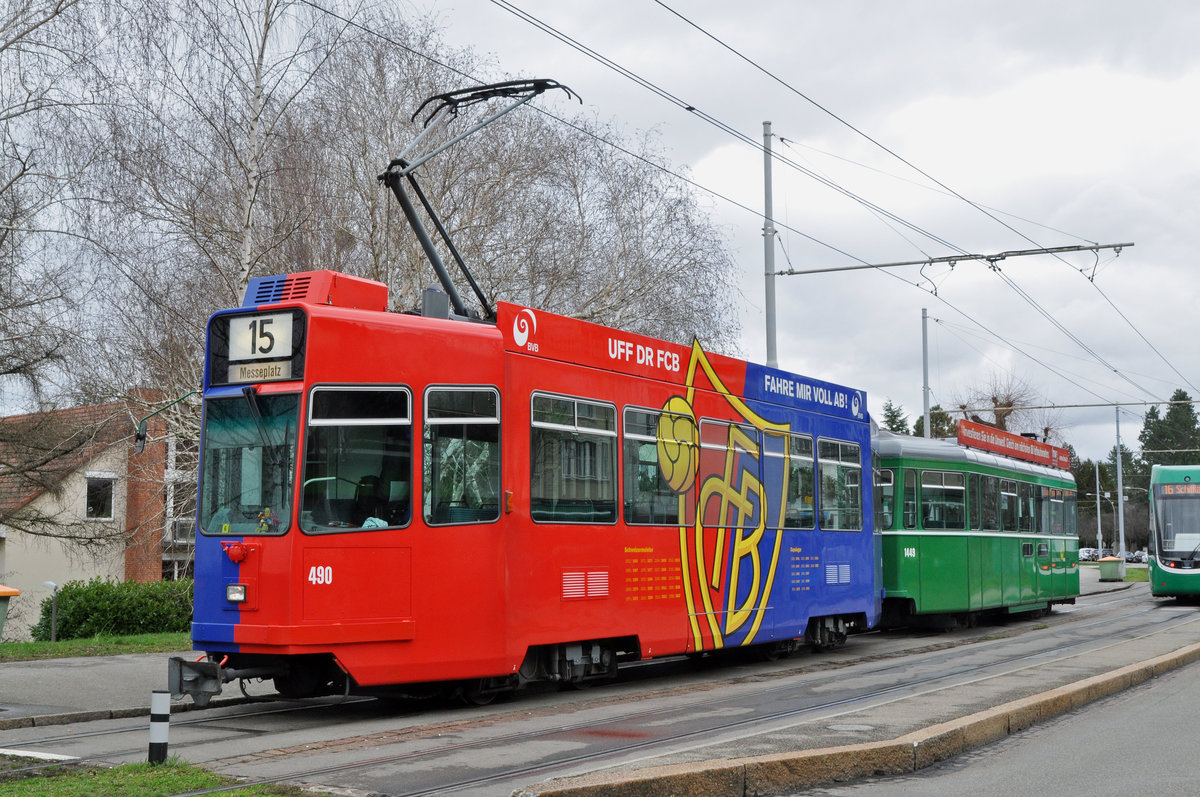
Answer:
[30,578,193,641]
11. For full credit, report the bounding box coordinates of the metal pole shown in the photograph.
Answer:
[1094,466,1103,552]
[1115,407,1127,577]
[381,170,469,317]
[149,690,170,764]
[922,308,931,438]
[763,121,778,369]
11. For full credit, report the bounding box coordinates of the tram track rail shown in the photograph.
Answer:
[166,601,1200,796]
[7,587,1190,796]
[7,587,1188,796]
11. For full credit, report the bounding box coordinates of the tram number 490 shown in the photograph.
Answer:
[308,566,333,585]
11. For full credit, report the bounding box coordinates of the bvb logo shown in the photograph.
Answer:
[656,396,698,493]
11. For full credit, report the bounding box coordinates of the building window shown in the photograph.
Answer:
[86,476,115,520]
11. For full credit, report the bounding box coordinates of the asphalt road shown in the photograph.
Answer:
[806,660,1200,797]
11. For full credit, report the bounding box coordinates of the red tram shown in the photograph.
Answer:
[170,269,880,704]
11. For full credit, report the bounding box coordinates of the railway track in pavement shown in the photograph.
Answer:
[9,583,1197,796]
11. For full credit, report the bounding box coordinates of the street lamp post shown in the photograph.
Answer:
[42,581,58,642]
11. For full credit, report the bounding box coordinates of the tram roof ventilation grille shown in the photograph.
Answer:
[242,271,388,312]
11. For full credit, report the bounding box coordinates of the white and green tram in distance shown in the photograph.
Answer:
[1149,464,1200,598]
[875,422,1079,628]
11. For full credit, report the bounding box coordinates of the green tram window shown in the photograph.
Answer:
[1000,478,1019,531]
[817,439,861,531]
[424,388,501,525]
[903,469,918,529]
[980,475,1000,530]
[531,394,617,523]
[920,471,966,530]
[301,386,412,533]
[1044,487,1066,535]
[969,473,981,530]
[1153,485,1200,555]
[876,468,895,531]
[1064,490,1077,535]
[1018,482,1036,532]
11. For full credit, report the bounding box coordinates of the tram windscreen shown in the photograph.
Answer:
[199,393,299,535]
[1154,486,1200,556]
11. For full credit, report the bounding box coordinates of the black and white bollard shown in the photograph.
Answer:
[148,689,170,764]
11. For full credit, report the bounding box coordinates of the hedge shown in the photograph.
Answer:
[30,578,193,641]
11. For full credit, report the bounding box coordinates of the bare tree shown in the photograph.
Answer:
[0,0,95,407]
[295,9,741,350]
[954,372,1065,444]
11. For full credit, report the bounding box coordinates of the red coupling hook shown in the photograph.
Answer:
[222,541,249,563]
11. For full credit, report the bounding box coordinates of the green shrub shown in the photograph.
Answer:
[30,578,193,641]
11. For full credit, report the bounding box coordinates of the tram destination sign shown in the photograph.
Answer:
[208,308,307,386]
[957,419,1071,470]
[1160,483,1200,496]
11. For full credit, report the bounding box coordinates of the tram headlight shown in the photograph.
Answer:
[226,584,247,603]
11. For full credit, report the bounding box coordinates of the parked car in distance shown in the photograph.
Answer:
[1079,547,1098,562]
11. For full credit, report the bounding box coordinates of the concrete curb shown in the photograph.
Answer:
[0,695,248,732]
[514,641,1200,797]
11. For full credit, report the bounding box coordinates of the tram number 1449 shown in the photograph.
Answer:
[904,548,917,558]
[308,566,333,585]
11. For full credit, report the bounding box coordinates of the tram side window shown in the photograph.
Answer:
[903,469,917,529]
[920,471,966,530]
[1046,488,1065,535]
[876,468,895,531]
[531,394,617,523]
[980,475,999,530]
[1018,482,1036,532]
[424,388,500,525]
[969,473,981,530]
[623,407,693,525]
[699,420,762,528]
[765,431,815,529]
[1000,479,1018,531]
[301,387,411,534]
[1064,490,1077,536]
[818,439,861,531]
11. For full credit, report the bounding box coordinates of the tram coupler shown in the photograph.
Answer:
[168,656,278,707]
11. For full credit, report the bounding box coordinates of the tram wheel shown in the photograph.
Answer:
[459,680,498,706]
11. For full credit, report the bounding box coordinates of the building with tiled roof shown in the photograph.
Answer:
[0,398,190,640]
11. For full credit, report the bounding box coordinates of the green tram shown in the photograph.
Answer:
[875,427,1079,628]
[1148,464,1200,598]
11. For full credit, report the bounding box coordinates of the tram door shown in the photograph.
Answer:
[1035,540,1052,600]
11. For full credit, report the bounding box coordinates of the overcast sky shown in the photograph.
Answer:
[416,0,1199,463]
